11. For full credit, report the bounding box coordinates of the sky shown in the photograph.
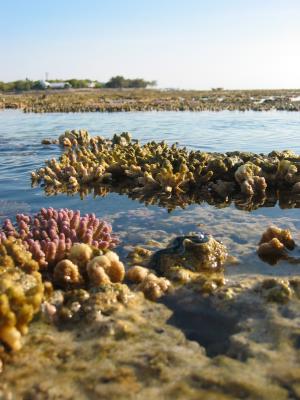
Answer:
[0,0,300,89]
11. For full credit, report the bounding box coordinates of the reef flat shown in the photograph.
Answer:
[1,88,300,113]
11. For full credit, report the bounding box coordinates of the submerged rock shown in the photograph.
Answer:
[150,233,228,276]
[1,275,300,399]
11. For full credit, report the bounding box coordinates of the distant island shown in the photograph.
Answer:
[0,76,157,92]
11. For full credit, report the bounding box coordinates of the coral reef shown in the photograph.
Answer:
[0,221,123,352]
[31,134,300,211]
[2,88,300,113]
[0,207,118,268]
[0,239,44,351]
[257,225,299,265]
[51,245,125,289]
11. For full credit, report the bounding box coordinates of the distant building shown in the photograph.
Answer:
[290,96,300,102]
[87,81,96,88]
[39,80,72,89]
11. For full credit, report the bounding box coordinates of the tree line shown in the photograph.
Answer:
[0,76,157,92]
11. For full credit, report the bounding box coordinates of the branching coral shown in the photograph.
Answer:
[0,208,118,268]
[58,129,91,147]
[235,162,267,196]
[32,134,300,211]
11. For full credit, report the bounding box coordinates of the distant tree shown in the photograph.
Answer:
[66,79,91,88]
[13,80,32,91]
[31,81,44,90]
[105,76,156,89]
[148,80,157,87]
[94,81,105,88]
[105,76,128,88]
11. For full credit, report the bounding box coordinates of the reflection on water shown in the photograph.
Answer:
[1,109,300,278]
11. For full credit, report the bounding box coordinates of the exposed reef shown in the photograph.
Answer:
[32,132,300,211]
[1,88,300,113]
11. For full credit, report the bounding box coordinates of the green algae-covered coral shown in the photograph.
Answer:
[0,239,44,351]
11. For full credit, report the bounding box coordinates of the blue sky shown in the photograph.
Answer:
[1,0,300,89]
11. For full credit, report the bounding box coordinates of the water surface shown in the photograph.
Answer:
[0,110,300,276]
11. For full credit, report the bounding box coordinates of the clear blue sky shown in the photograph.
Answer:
[1,0,299,89]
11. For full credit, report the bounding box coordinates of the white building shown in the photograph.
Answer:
[87,81,96,88]
[39,80,71,89]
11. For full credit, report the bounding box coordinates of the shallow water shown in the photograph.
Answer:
[1,110,300,399]
[0,109,300,277]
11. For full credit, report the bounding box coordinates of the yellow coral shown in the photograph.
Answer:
[69,243,93,267]
[87,252,125,286]
[53,259,83,286]
[0,239,43,351]
[0,269,43,351]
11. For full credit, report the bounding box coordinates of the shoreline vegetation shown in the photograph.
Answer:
[1,88,300,113]
[0,76,157,92]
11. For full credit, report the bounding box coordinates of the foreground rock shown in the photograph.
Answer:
[1,274,300,399]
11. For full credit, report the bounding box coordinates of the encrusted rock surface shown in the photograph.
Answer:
[1,276,300,399]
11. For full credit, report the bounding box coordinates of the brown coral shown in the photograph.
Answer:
[259,226,295,250]
[138,273,171,301]
[53,259,83,287]
[87,252,125,286]
[257,226,296,265]
[126,266,150,283]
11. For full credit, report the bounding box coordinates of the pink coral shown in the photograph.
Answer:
[0,208,119,268]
